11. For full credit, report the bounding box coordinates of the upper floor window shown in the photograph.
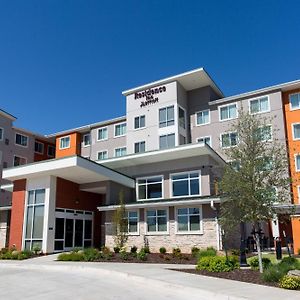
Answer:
[134,115,145,129]
[159,133,175,150]
[48,145,55,157]
[255,125,272,142]
[249,96,269,114]
[159,106,174,128]
[115,147,127,157]
[59,136,70,149]
[0,128,3,140]
[196,110,210,126]
[171,171,201,197]
[296,154,300,172]
[115,123,126,137]
[137,176,163,200]
[13,155,27,166]
[97,127,108,141]
[97,150,108,160]
[134,141,145,153]
[290,93,300,110]
[34,141,44,154]
[197,136,211,147]
[83,134,91,146]
[219,103,237,121]
[221,132,238,148]
[177,207,202,233]
[15,133,28,147]
[146,209,167,233]
[178,107,186,129]
[292,123,300,140]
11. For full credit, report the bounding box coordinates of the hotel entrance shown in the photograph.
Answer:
[54,208,93,252]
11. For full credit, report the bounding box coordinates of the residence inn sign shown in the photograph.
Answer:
[134,85,167,107]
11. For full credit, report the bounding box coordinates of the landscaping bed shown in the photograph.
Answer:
[0,247,41,260]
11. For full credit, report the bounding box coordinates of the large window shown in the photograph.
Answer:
[255,125,272,142]
[290,93,300,110]
[97,150,108,160]
[196,110,210,125]
[178,107,186,129]
[137,176,163,200]
[292,123,300,140]
[125,211,138,234]
[171,171,201,197]
[197,136,211,147]
[15,133,28,147]
[221,132,238,148]
[34,141,44,154]
[13,155,27,166]
[296,154,300,172]
[134,115,145,129]
[219,103,237,121]
[59,136,70,149]
[146,209,167,233]
[97,127,108,141]
[82,134,91,146]
[134,141,145,153]
[24,189,45,251]
[115,123,126,137]
[115,147,126,157]
[0,128,3,140]
[177,207,202,233]
[159,106,174,128]
[249,96,270,114]
[159,133,175,149]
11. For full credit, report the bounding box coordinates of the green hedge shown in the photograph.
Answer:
[196,255,239,272]
[279,275,300,290]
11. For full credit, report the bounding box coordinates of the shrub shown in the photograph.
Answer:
[83,248,100,261]
[141,246,150,254]
[279,257,300,267]
[159,247,167,254]
[279,275,300,290]
[172,248,182,258]
[130,246,138,253]
[120,251,129,260]
[197,247,217,259]
[57,252,84,261]
[248,257,272,271]
[191,247,200,257]
[261,264,287,282]
[196,256,239,272]
[101,246,110,255]
[113,246,120,253]
[137,249,148,261]
[32,244,41,255]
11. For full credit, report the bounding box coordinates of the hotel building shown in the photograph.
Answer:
[1,68,300,253]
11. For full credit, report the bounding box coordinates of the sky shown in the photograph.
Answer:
[0,0,300,135]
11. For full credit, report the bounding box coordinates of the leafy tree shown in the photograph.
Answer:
[219,110,292,273]
[112,191,128,248]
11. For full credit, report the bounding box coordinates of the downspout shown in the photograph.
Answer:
[211,200,221,251]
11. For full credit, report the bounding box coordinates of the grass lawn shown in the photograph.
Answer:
[247,253,300,265]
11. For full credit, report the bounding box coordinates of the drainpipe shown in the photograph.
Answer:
[210,200,221,251]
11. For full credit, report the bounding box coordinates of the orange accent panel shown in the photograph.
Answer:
[55,132,81,158]
[291,217,300,254]
[9,179,26,250]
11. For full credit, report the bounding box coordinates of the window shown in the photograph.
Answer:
[249,96,270,114]
[177,207,202,232]
[125,211,138,233]
[13,155,27,166]
[219,103,237,121]
[229,160,241,171]
[221,132,238,148]
[15,133,28,147]
[59,136,70,149]
[115,147,127,157]
[295,154,300,172]
[134,115,145,129]
[255,125,272,142]
[115,123,126,137]
[292,123,300,140]
[159,106,174,128]
[257,156,273,172]
[34,141,44,154]
[0,128,3,140]
[137,176,163,200]
[134,141,145,153]
[178,107,186,129]
[290,93,300,110]
[97,127,108,141]
[159,133,175,150]
[48,145,55,157]
[196,110,210,125]
[83,134,91,146]
[24,189,45,251]
[97,150,108,160]
[197,136,211,147]
[171,171,201,197]
[146,209,167,233]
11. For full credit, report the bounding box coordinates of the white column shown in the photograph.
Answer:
[271,216,280,238]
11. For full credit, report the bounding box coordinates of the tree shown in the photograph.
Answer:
[219,110,292,273]
[112,191,128,249]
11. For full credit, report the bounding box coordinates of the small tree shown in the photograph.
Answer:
[112,191,128,249]
[219,110,292,273]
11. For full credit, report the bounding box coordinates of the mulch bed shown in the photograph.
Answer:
[173,268,279,287]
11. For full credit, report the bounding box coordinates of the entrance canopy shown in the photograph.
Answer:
[2,155,135,188]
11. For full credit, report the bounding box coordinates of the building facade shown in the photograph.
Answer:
[1,68,300,253]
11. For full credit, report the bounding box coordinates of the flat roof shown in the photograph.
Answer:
[122,67,224,97]
[13,126,55,143]
[0,108,16,121]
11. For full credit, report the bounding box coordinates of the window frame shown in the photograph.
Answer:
[255,125,273,142]
[220,131,238,148]
[125,210,139,235]
[15,133,29,148]
[114,122,127,138]
[144,207,169,235]
[159,133,176,150]
[295,154,300,172]
[13,155,27,167]
[248,96,270,115]
[136,175,164,201]
[289,93,300,111]
[159,105,175,128]
[175,206,203,234]
[97,150,108,161]
[82,134,91,147]
[134,141,146,153]
[134,115,146,130]
[47,145,55,157]
[59,135,71,150]
[218,102,238,122]
[178,106,186,129]
[195,109,210,126]
[97,127,108,141]
[196,136,212,147]
[292,123,300,141]
[114,147,127,157]
[170,170,202,199]
[34,141,44,154]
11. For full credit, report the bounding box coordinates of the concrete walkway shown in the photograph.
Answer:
[0,254,299,300]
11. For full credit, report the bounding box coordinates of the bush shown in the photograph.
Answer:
[83,248,100,261]
[196,256,239,272]
[32,244,41,255]
[57,252,85,261]
[191,247,200,257]
[101,246,111,255]
[172,248,182,258]
[141,246,150,254]
[120,251,129,260]
[137,249,148,261]
[248,257,272,271]
[197,247,217,259]
[159,247,167,254]
[279,275,300,290]
[279,257,300,267]
[113,246,120,253]
[130,246,138,253]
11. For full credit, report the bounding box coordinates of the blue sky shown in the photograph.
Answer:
[0,0,299,134]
